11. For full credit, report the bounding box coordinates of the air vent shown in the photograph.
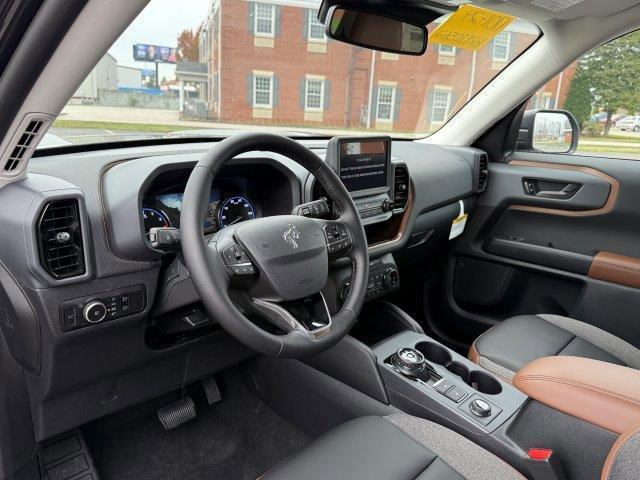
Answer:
[37,199,86,279]
[477,153,488,193]
[393,164,409,211]
[3,120,43,172]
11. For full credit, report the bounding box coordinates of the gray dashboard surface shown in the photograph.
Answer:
[25,139,476,280]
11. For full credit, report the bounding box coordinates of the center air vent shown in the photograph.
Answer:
[393,164,409,212]
[477,153,488,193]
[37,199,86,279]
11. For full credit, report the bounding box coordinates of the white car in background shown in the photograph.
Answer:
[617,115,640,131]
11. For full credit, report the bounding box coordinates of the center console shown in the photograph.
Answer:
[373,330,527,434]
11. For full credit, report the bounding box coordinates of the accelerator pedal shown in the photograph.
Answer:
[157,396,196,430]
[201,374,222,405]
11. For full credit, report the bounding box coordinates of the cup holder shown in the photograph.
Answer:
[415,342,451,366]
[469,371,502,395]
[414,342,502,395]
[445,362,470,384]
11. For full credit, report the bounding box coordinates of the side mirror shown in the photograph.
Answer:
[324,6,428,55]
[517,110,580,154]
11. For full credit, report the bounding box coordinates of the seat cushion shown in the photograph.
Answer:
[260,415,525,480]
[469,314,640,381]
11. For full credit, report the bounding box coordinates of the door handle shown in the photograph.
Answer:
[522,179,581,199]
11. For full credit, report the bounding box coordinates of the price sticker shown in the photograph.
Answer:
[430,4,515,51]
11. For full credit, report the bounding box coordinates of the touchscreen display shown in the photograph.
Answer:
[339,139,388,192]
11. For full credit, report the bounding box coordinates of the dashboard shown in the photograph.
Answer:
[0,137,484,442]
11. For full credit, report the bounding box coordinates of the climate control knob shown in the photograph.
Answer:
[83,301,107,323]
[384,268,400,288]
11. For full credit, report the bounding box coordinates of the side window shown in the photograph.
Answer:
[431,90,452,124]
[253,74,273,107]
[254,3,275,37]
[520,29,640,159]
[307,10,325,42]
[438,45,456,56]
[305,78,324,111]
[492,32,511,62]
[376,85,396,121]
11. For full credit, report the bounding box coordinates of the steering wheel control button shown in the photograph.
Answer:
[391,348,426,377]
[470,399,492,417]
[222,244,256,276]
[323,223,351,255]
[149,227,181,250]
[444,386,468,403]
[384,268,400,288]
[295,199,329,218]
[83,301,107,323]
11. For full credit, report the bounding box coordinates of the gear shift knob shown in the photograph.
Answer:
[391,347,426,377]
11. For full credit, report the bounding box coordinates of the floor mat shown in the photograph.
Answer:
[83,370,310,480]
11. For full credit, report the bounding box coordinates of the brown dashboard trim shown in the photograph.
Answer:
[589,251,640,290]
[507,160,619,217]
[367,186,413,251]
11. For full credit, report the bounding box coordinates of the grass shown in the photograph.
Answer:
[52,119,202,133]
[577,144,640,156]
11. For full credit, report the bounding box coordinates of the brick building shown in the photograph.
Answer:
[199,0,576,133]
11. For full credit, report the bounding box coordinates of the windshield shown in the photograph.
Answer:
[45,0,539,147]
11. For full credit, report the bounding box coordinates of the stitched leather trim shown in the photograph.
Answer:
[513,356,640,434]
[589,251,640,290]
[601,421,640,480]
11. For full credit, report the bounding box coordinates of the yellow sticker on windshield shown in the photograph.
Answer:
[430,5,515,51]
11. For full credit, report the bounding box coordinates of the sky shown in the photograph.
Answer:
[108,0,209,81]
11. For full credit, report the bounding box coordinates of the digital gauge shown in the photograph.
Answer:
[217,195,256,228]
[142,207,170,232]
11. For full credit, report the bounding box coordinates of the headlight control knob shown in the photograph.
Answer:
[83,301,107,323]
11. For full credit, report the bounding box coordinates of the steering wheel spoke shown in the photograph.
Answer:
[251,293,332,339]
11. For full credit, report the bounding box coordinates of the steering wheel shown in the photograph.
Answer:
[180,133,369,358]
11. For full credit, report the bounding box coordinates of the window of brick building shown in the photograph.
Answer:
[376,85,396,121]
[254,75,273,107]
[438,45,456,56]
[255,3,275,36]
[305,79,324,110]
[492,32,511,62]
[431,90,452,123]
[308,10,325,41]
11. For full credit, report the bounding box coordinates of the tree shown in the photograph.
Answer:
[580,31,640,135]
[563,67,592,129]
[177,24,202,62]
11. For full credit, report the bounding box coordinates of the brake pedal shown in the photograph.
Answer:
[202,374,222,405]
[157,396,196,430]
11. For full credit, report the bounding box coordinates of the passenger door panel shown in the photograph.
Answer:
[446,151,640,349]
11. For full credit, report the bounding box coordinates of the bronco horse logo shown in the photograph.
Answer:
[282,225,301,249]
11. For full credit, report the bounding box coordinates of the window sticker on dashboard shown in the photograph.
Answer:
[429,4,515,51]
[449,200,468,240]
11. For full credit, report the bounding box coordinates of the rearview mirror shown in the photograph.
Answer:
[517,110,580,154]
[325,6,428,55]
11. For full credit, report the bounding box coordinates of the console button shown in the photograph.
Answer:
[432,378,454,394]
[62,306,77,329]
[469,399,492,417]
[444,386,467,403]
